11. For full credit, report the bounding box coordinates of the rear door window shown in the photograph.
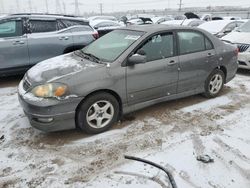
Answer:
[0,20,23,38]
[178,31,206,55]
[29,20,57,33]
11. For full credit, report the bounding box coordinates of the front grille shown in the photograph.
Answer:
[238,60,247,66]
[23,76,31,91]
[237,44,250,52]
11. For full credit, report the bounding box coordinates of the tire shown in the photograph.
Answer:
[203,69,225,98]
[76,92,119,134]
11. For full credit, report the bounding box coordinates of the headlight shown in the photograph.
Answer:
[31,83,68,98]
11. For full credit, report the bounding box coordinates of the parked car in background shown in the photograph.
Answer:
[18,25,238,134]
[222,20,250,69]
[161,18,205,27]
[90,19,123,37]
[0,13,97,76]
[223,16,242,20]
[129,14,155,19]
[201,14,212,21]
[88,15,118,22]
[151,16,173,24]
[211,17,223,20]
[198,20,245,38]
[126,17,153,25]
[174,15,186,20]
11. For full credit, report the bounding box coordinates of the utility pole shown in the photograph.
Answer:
[56,0,62,14]
[178,0,183,12]
[99,3,103,15]
[70,0,83,16]
[16,0,20,12]
[62,1,66,15]
[28,0,32,12]
[0,0,5,14]
[74,0,80,16]
[45,0,49,13]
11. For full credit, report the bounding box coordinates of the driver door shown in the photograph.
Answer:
[126,32,179,105]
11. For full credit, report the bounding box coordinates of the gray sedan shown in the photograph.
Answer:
[18,25,238,134]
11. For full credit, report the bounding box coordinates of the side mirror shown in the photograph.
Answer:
[94,26,98,30]
[127,54,146,66]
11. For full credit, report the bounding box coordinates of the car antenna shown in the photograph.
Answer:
[124,155,178,188]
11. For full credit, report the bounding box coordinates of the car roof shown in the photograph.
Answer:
[90,19,120,26]
[4,13,89,22]
[119,24,199,33]
[88,15,117,20]
[161,19,202,25]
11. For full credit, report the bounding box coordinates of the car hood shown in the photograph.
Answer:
[222,31,250,44]
[27,52,104,83]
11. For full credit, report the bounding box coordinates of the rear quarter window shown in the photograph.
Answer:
[205,37,214,50]
[178,31,206,54]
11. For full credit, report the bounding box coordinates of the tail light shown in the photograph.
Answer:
[92,32,99,39]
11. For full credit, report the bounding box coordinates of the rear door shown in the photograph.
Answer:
[126,32,179,104]
[0,18,29,72]
[177,30,217,93]
[27,17,73,65]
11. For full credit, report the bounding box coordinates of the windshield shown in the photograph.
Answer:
[81,30,144,62]
[237,20,250,32]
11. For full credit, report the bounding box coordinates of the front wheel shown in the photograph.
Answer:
[76,92,119,134]
[203,69,225,98]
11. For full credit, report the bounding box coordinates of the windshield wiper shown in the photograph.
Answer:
[80,51,102,64]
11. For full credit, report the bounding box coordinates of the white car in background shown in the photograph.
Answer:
[89,19,123,37]
[151,16,173,24]
[198,20,245,38]
[222,20,250,70]
[88,16,118,22]
[126,17,153,25]
[223,16,242,20]
[161,18,204,27]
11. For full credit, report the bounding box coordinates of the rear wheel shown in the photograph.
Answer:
[76,92,119,134]
[204,69,225,98]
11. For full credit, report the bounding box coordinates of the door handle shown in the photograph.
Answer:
[59,36,69,40]
[167,60,177,66]
[207,53,214,57]
[13,41,25,45]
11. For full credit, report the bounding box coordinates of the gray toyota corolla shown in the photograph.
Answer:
[18,25,238,134]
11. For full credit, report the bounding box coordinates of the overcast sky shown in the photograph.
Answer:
[0,0,250,15]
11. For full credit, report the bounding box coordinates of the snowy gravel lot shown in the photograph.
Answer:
[0,70,250,188]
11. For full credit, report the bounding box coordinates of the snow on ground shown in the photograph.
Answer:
[0,70,250,188]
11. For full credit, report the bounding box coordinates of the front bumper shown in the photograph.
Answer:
[18,80,84,132]
[238,52,250,70]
